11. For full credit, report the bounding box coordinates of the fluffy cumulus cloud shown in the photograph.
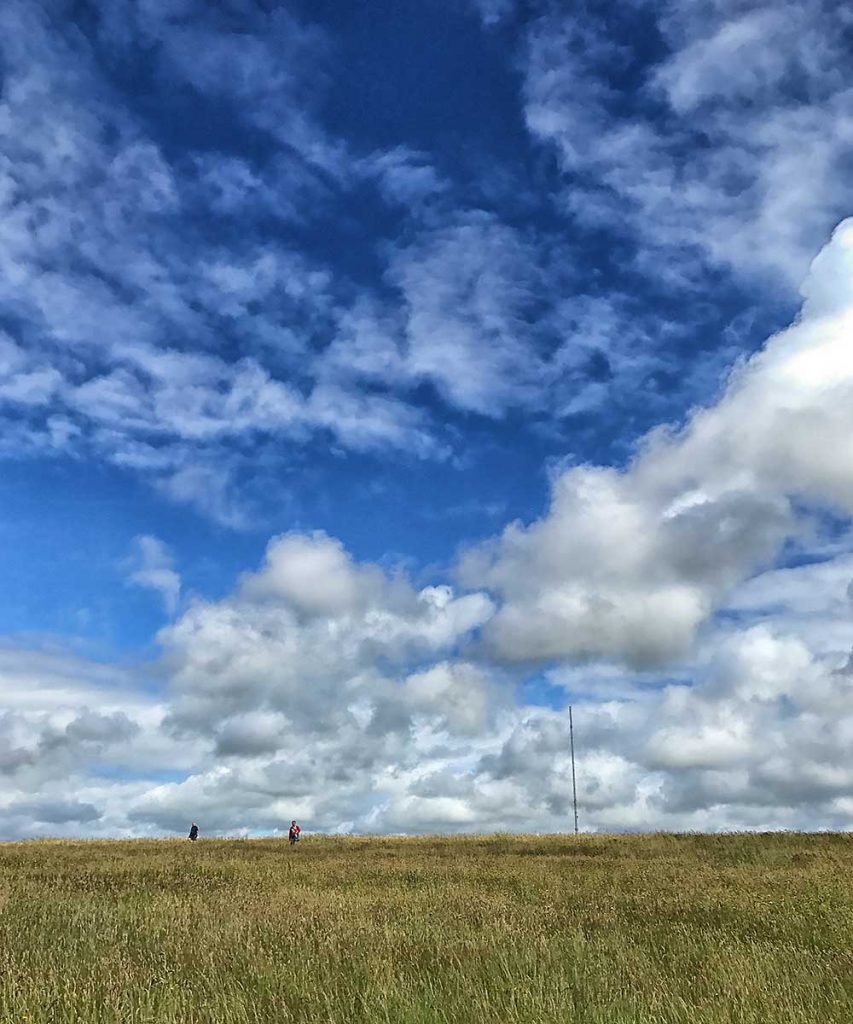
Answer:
[12,602,852,837]
[162,532,496,740]
[103,531,499,834]
[461,623,853,833]
[0,644,193,840]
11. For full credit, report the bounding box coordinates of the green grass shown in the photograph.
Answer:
[1,832,852,1023]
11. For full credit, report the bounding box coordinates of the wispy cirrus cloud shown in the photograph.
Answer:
[0,0,450,522]
[468,0,516,28]
[124,535,181,614]
[3,0,807,532]
[521,0,853,288]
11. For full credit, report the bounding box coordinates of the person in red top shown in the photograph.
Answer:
[288,820,301,845]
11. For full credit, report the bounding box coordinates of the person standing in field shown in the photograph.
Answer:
[188,822,199,841]
[288,820,301,845]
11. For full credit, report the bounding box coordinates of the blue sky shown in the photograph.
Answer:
[3,0,853,838]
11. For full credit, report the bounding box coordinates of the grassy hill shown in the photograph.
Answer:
[1,832,852,1023]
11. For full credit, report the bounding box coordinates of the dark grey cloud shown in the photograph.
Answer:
[10,799,102,824]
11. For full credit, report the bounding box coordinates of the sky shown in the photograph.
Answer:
[2,0,853,838]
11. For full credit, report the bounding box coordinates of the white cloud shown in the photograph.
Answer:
[402,661,494,735]
[239,532,380,617]
[161,532,495,737]
[5,541,853,836]
[361,147,448,208]
[460,220,853,666]
[460,623,853,832]
[521,0,853,287]
[0,333,62,407]
[722,551,853,659]
[0,642,196,839]
[469,0,515,28]
[386,213,554,415]
[125,535,181,614]
[318,231,649,424]
[152,459,250,531]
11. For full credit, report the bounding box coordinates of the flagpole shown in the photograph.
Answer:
[569,704,578,835]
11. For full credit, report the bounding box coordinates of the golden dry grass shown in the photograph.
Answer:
[1,832,852,1023]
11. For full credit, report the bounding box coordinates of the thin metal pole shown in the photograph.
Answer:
[569,704,578,835]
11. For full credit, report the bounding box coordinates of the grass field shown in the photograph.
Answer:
[1,832,852,1023]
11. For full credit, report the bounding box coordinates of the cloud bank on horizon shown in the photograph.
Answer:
[2,0,853,838]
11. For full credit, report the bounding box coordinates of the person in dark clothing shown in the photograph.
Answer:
[288,820,301,845]
[188,822,199,841]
